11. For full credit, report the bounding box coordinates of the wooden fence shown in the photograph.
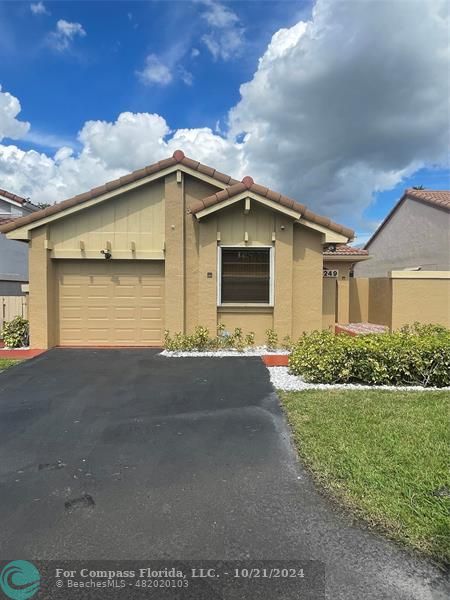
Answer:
[1,296,28,334]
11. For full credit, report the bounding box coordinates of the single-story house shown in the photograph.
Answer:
[0,151,368,349]
[0,188,39,295]
[355,188,450,277]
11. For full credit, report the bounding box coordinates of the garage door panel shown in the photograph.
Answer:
[141,329,163,343]
[86,286,110,298]
[141,307,162,319]
[88,330,110,342]
[141,284,163,295]
[59,330,83,342]
[60,288,83,299]
[114,307,137,319]
[86,307,110,318]
[58,260,164,346]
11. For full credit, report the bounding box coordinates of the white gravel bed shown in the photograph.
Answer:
[269,367,450,392]
[160,346,289,357]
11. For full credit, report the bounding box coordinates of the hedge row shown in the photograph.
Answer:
[164,325,291,351]
[289,324,450,388]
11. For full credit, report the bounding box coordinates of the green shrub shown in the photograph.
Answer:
[282,335,293,350]
[2,316,29,348]
[265,328,278,351]
[165,325,275,351]
[289,324,450,387]
[245,332,255,348]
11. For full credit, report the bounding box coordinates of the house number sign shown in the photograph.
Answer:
[323,269,339,278]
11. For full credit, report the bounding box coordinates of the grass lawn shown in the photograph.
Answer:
[280,389,450,564]
[0,358,22,371]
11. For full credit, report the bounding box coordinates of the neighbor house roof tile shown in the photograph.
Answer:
[0,188,28,205]
[323,244,368,256]
[405,188,450,210]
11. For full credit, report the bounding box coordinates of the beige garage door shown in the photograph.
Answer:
[57,260,164,346]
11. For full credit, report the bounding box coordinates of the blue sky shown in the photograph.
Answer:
[2,1,304,141]
[0,0,448,243]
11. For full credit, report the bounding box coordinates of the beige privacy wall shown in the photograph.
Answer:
[391,277,450,329]
[349,274,450,329]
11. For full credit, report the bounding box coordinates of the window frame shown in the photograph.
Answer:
[217,245,274,307]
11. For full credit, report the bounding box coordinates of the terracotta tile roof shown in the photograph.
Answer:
[365,188,450,249]
[0,188,39,211]
[405,188,450,210]
[323,244,368,256]
[189,174,354,239]
[0,152,240,235]
[0,188,28,205]
[0,150,353,239]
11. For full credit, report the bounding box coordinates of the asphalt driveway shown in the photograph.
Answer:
[0,349,448,599]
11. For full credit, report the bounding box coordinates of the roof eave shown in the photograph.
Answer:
[297,218,351,244]
[323,254,370,262]
[193,191,302,221]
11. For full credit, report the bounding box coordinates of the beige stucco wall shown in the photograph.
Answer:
[322,278,336,331]
[368,278,393,328]
[349,278,369,322]
[391,278,450,329]
[28,226,58,348]
[347,275,449,330]
[217,309,273,344]
[292,226,323,337]
[26,171,332,348]
[164,173,184,333]
[185,176,223,334]
[321,261,355,327]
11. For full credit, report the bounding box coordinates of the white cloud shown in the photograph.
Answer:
[202,29,243,61]
[0,108,242,204]
[229,0,450,225]
[137,45,196,87]
[137,54,173,86]
[48,19,86,52]
[0,86,30,141]
[0,0,448,236]
[198,0,244,60]
[54,146,73,162]
[30,2,49,16]
[178,66,194,86]
[199,0,238,28]
[78,112,170,171]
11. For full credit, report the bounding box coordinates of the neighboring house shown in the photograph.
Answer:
[355,189,450,277]
[0,151,367,349]
[0,189,39,295]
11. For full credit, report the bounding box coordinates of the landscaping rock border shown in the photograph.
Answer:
[269,367,450,392]
[160,347,290,357]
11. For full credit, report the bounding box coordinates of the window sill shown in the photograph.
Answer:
[217,304,274,313]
